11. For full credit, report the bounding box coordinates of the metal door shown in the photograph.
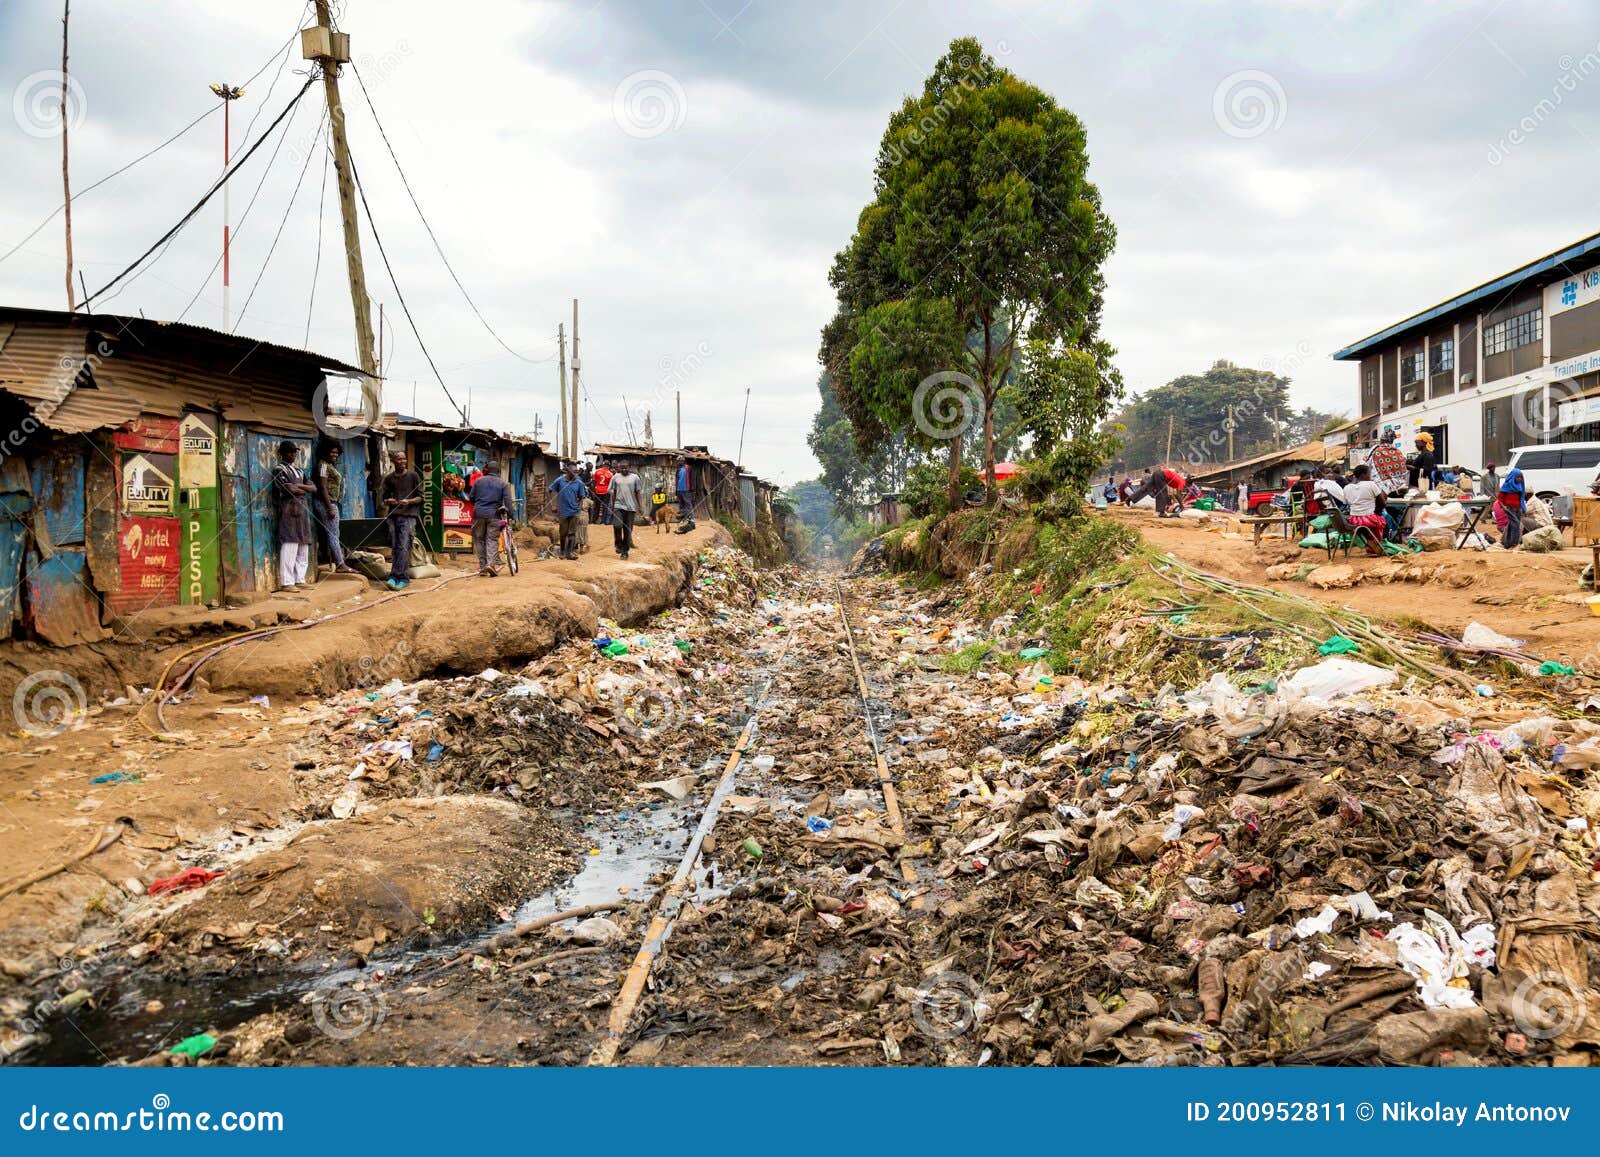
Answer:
[178,411,220,605]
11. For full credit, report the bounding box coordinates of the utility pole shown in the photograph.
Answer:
[1165,414,1175,465]
[569,298,580,461]
[675,390,681,448]
[61,1,74,311]
[736,387,751,467]
[557,323,567,461]
[303,2,380,506]
[1227,405,1234,460]
[209,82,244,327]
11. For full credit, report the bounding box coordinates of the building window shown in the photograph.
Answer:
[1485,408,1498,436]
[1484,307,1542,356]
[1400,351,1424,384]
[1429,338,1455,374]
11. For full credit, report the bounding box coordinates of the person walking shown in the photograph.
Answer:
[675,455,693,523]
[591,459,613,526]
[548,461,587,560]
[313,443,358,575]
[609,460,645,559]
[467,462,513,576]
[381,450,423,590]
[272,441,316,590]
[1498,461,1527,549]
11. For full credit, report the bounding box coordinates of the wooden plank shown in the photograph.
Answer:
[84,431,119,601]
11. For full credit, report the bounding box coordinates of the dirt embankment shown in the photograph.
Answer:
[0,523,730,704]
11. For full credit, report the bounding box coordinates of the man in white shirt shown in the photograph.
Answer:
[1312,467,1345,508]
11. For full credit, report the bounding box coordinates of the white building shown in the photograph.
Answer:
[1335,229,1600,473]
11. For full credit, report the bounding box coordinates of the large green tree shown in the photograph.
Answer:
[819,36,1118,505]
[1111,360,1292,470]
[806,374,914,513]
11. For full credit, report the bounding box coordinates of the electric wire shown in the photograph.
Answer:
[80,75,316,313]
[305,132,332,346]
[348,155,469,424]
[348,61,552,364]
[233,109,328,330]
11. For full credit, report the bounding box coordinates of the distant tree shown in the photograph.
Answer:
[806,375,914,513]
[784,479,836,530]
[1110,360,1291,470]
[1283,405,1349,446]
[819,36,1118,506]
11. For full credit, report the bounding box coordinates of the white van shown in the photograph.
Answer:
[1505,443,1600,499]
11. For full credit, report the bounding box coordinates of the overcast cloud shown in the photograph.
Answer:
[5,1,1600,484]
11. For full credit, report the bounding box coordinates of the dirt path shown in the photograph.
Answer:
[1112,507,1600,665]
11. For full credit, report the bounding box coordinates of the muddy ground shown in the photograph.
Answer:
[3,522,1599,1068]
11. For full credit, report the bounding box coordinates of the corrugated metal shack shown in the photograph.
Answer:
[390,418,556,550]
[586,442,752,521]
[0,306,372,642]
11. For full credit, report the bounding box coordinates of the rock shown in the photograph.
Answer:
[856,979,890,1010]
[1305,564,1358,590]
[1375,1007,1488,1063]
[570,917,625,946]
[284,1019,318,1045]
[1265,563,1302,581]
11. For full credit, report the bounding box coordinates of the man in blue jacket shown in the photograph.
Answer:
[468,462,513,575]
[548,461,587,560]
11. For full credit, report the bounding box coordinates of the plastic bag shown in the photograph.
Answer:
[1280,658,1398,701]
[1462,622,1524,651]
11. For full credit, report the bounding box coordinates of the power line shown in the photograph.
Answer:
[80,75,316,312]
[234,110,327,331]
[348,155,468,424]
[0,25,303,277]
[305,131,331,346]
[171,85,312,320]
[348,60,544,364]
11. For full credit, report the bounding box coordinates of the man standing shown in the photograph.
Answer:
[548,461,587,560]
[675,455,692,521]
[1498,462,1526,549]
[313,443,358,575]
[272,441,316,590]
[467,462,512,576]
[381,450,423,590]
[609,459,645,559]
[591,458,613,526]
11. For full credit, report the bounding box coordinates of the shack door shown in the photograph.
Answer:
[178,411,220,605]
[245,431,315,591]
[112,416,181,613]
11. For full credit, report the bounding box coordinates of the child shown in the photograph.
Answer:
[651,483,670,533]
[576,494,592,554]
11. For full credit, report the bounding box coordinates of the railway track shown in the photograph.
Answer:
[589,573,918,1064]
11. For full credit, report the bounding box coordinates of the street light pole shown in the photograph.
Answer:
[209,82,245,329]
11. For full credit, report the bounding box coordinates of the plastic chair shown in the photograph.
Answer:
[1285,490,1307,539]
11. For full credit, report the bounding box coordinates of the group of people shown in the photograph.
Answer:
[1096,466,1197,516]
[270,443,704,596]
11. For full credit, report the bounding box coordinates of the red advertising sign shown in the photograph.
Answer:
[111,515,180,612]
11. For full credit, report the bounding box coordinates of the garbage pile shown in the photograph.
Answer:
[634,572,1600,1067]
[293,548,787,816]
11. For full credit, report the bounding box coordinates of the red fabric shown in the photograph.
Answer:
[1347,513,1386,530]
[593,466,613,495]
[1161,469,1186,491]
[148,867,224,896]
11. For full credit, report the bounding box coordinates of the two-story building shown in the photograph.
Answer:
[1335,229,1600,472]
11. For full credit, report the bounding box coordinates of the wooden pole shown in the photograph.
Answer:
[1227,404,1234,461]
[557,322,567,461]
[675,389,681,448]
[1165,414,1174,466]
[61,0,74,312]
[736,386,751,467]
[570,298,580,461]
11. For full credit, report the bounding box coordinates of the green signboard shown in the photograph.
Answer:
[178,412,220,605]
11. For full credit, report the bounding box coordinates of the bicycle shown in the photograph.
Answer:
[496,506,519,575]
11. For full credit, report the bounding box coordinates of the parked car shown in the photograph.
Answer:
[1504,443,1600,500]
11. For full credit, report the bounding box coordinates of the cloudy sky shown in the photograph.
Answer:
[5,0,1600,483]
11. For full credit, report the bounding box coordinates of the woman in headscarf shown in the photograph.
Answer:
[1409,431,1438,490]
